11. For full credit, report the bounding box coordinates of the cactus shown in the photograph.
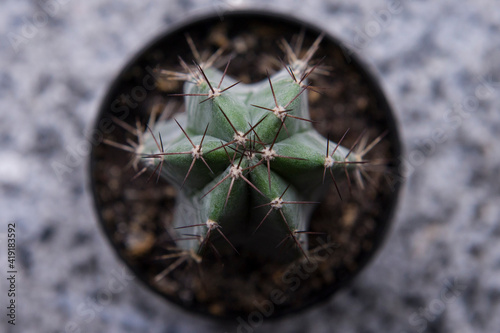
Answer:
[108,35,381,265]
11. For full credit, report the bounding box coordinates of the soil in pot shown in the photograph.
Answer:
[90,12,402,319]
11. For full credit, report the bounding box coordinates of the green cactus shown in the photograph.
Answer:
[118,35,378,264]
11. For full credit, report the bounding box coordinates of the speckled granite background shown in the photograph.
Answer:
[0,0,499,332]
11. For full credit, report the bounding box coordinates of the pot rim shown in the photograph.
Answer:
[89,8,404,321]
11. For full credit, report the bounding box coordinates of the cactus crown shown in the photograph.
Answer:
[108,34,382,267]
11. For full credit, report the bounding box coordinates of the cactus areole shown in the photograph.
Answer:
[90,11,402,319]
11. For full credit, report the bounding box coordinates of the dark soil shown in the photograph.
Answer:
[90,12,402,319]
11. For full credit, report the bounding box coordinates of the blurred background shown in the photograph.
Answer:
[0,0,499,332]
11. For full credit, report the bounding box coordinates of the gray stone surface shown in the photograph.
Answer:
[1,0,499,332]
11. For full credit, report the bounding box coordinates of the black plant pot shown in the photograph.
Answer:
[89,9,402,320]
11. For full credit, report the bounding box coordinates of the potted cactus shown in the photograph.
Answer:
[90,10,401,319]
